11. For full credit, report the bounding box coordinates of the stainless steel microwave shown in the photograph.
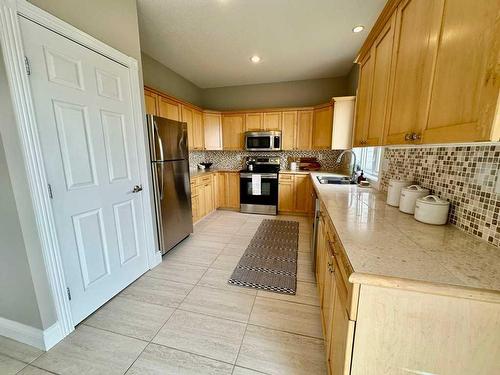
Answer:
[245,131,282,151]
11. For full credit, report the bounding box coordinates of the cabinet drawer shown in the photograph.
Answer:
[201,175,212,184]
[279,174,293,181]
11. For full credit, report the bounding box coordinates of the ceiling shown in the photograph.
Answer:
[137,0,386,89]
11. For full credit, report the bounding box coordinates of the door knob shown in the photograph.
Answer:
[132,185,143,193]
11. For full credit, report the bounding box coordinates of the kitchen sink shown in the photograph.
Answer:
[316,176,355,185]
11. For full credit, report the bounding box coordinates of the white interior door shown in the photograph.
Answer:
[19,17,149,324]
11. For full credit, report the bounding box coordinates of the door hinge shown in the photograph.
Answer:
[66,287,72,301]
[24,56,31,76]
[47,183,53,199]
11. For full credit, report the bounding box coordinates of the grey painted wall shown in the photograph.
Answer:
[201,76,348,110]
[142,52,203,107]
[346,64,359,96]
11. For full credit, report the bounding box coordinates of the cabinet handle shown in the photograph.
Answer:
[327,261,334,274]
[404,133,412,141]
[411,132,422,141]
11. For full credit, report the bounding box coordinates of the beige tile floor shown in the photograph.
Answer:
[0,210,326,375]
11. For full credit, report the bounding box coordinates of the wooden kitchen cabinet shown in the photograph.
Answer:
[244,112,263,131]
[263,111,282,131]
[144,89,158,115]
[192,109,204,150]
[281,111,297,150]
[158,96,181,121]
[278,173,313,215]
[222,114,245,150]
[421,0,500,143]
[297,110,314,150]
[181,105,194,149]
[190,174,215,222]
[312,104,333,149]
[353,52,373,147]
[203,111,223,150]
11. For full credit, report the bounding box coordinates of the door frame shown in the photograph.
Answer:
[0,0,161,346]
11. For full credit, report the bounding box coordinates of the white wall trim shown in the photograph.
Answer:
[0,317,62,350]
[0,0,159,347]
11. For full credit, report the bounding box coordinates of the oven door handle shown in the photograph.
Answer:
[240,173,278,179]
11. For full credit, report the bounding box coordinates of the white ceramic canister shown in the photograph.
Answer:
[414,195,450,225]
[386,178,414,207]
[399,185,430,214]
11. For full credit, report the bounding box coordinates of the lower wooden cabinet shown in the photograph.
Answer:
[278,173,313,215]
[190,174,215,222]
[217,172,240,209]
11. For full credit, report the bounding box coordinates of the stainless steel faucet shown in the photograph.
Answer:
[336,149,357,183]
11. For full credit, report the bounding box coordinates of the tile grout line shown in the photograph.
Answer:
[232,289,258,374]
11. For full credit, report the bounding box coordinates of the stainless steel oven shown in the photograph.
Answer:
[245,131,281,151]
[239,157,280,215]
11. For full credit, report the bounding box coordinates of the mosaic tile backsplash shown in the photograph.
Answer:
[381,145,500,247]
[189,150,347,171]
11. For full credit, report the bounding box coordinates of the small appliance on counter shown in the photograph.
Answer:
[197,162,213,170]
[295,157,321,171]
[387,178,414,207]
[240,157,280,215]
[414,195,450,225]
[399,185,430,214]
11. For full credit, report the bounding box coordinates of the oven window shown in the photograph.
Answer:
[246,136,270,149]
[245,181,272,196]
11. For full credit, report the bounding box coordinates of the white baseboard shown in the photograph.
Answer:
[151,250,162,269]
[0,317,63,350]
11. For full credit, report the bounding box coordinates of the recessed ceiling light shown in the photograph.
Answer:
[352,25,365,33]
[250,55,261,63]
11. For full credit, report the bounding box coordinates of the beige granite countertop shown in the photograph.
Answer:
[280,169,347,176]
[310,172,500,299]
[189,168,239,178]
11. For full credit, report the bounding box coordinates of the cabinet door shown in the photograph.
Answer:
[294,174,312,213]
[312,105,333,149]
[191,185,200,222]
[278,175,294,212]
[322,240,336,354]
[222,115,245,150]
[354,53,373,147]
[159,96,181,121]
[384,0,443,145]
[203,180,214,214]
[203,112,223,150]
[296,110,313,150]
[193,110,204,150]
[226,173,240,209]
[181,105,195,150]
[263,112,282,131]
[328,283,355,375]
[365,16,396,146]
[144,89,158,115]
[422,0,500,143]
[215,173,226,208]
[315,215,326,295]
[281,111,297,150]
[244,113,263,131]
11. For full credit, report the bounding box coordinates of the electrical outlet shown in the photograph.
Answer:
[496,173,500,194]
[382,158,389,172]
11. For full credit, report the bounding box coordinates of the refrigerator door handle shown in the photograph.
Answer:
[158,163,165,201]
[152,162,165,252]
[153,119,165,161]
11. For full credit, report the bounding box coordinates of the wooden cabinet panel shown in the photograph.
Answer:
[222,114,245,150]
[263,112,282,131]
[181,105,194,150]
[384,0,443,145]
[203,112,223,150]
[281,111,297,150]
[203,177,214,215]
[296,110,313,150]
[225,172,240,209]
[159,96,181,121]
[278,175,294,212]
[312,105,333,149]
[245,113,263,131]
[144,89,158,115]
[293,174,312,213]
[353,53,373,147]
[423,0,500,143]
[215,172,225,208]
[193,109,204,150]
[366,16,396,146]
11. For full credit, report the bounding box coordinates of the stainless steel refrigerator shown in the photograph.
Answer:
[147,114,193,255]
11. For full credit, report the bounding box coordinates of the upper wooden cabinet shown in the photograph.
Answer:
[192,109,204,150]
[203,111,223,150]
[263,112,282,131]
[297,110,314,150]
[281,111,297,150]
[158,96,181,121]
[222,114,245,150]
[144,89,158,115]
[181,105,195,149]
[312,104,333,149]
[354,0,500,145]
[422,0,500,143]
[244,112,263,132]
